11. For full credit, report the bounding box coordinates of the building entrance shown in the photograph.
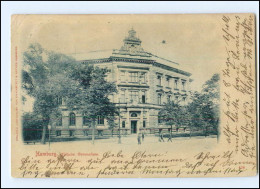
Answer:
[131,121,137,134]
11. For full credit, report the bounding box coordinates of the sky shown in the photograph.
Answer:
[13,14,224,93]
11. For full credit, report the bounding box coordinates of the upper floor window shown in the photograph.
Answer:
[166,77,170,87]
[120,71,126,83]
[157,94,162,105]
[157,75,162,86]
[129,91,138,103]
[182,81,186,91]
[57,96,62,105]
[69,112,76,126]
[120,90,126,103]
[97,116,104,125]
[174,79,178,89]
[175,96,179,103]
[141,91,146,103]
[140,72,146,83]
[130,72,138,83]
[167,95,171,103]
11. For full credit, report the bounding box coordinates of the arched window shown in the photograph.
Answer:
[97,116,104,125]
[56,114,62,126]
[69,112,76,126]
[131,113,138,117]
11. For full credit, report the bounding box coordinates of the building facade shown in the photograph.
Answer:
[51,29,192,137]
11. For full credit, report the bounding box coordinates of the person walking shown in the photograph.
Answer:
[137,133,141,145]
[167,133,173,142]
[160,132,165,142]
[142,132,145,142]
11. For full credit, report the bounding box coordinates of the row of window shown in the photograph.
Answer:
[120,120,146,128]
[157,94,186,105]
[120,71,146,83]
[55,119,146,129]
[120,90,146,103]
[56,113,104,126]
[157,75,187,90]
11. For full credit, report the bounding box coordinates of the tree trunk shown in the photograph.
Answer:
[92,120,95,144]
[189,125,192,138]
[216,119,220,142]
[41,125,47,144]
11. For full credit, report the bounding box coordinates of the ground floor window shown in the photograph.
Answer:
[56,114,62,126]
[143,121,146,128]
[69,112,76,126]
[69,130,75,137]
[97,116,104,125]
[56,130,61,136]
[158,94,162,105]
[83,130,88,136]
[122,121,126,128]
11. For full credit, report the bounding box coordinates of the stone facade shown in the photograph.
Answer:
[51,29,192,137]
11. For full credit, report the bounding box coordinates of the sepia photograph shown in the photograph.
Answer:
[10,13,257,180]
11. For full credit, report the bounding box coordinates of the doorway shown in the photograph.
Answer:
[131,121,137,134]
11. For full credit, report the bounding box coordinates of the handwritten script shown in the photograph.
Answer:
[222,14,256,160]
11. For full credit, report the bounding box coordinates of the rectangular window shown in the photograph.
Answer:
[183,97,186,104]
[83,114,91,126]
[158,94,162,105]
[97,116,104,125]
[83,130,88,136]
[167,95,171,102]
[174,79,178,89]
[122,121,126,128]
[56,130,61,136]
[120,90,126,103]
[182,81,186,91]
[120,71,126,82]
[141,91,146,103]
[157,75,162,86]
[57,96,62,105]
[143,121,146,128]
[166,77,170,87]
[140,72,146,83]
[129,91,139,103]
[56,114,62,126]
[130,72,138,83]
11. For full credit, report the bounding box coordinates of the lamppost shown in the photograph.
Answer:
[118,111,121,144]
[48,125,51,150]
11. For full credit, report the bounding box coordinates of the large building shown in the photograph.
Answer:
[51,29,192,137]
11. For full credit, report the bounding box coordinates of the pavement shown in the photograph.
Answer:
[27,134,218,154]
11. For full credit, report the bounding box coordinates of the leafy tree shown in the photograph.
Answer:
[22,112,44,141]
[158,101,185,134]
[22,43,118,144]
[23,43,80,144]
[158,74,220,138]
[64,63,118,144]
[187,74,220,136]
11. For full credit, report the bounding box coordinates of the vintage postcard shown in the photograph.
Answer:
[11,14,257,178]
